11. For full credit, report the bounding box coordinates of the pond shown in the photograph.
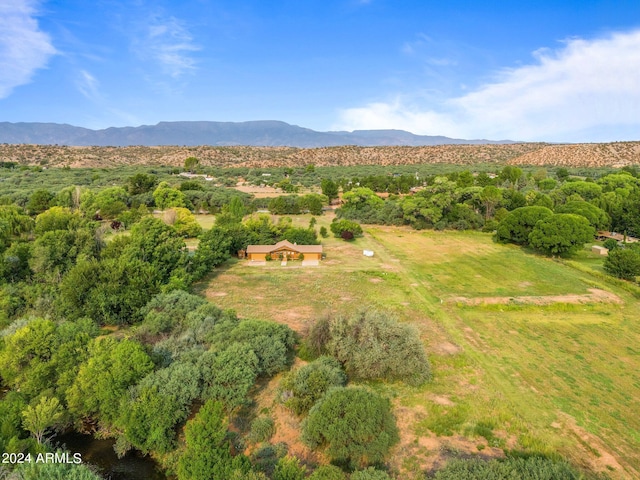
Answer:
[55,432,167,480]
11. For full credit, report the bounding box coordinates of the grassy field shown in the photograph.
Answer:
[197,214,640,479]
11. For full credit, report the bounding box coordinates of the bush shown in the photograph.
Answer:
[602,238,618,251]
[330,219,363,239]
[248,416,275,443]
[273,456,306,480]
[350,467,392,480]
[301,386,399,469]
[307,309,431,385]
[603,247,640,281]
[280,356,347,415]
[308,465,347,480]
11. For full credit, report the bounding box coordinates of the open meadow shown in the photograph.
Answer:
[197,213,640,479]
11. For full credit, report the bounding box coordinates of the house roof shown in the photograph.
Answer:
[246,240,323,254]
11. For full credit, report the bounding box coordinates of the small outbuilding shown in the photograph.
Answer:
[246,240,323,262]
[592,245,609,256]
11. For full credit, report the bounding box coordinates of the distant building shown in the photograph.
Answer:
[246,240,323,262]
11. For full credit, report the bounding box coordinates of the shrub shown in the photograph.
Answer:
[248,416,275,443]
[330,219,363,239]
[301,386,399,469]
[319,226,328,238]
[308,465,347,480]
[280,356,347,415]
[307,309,431,385]
[350,467,392,480]
[602,238,618,251]
[603,247,640,281]
[273,456,306,480]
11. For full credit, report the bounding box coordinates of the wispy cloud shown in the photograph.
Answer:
[0,0,57,98]
[336,30,640,142]
[76,69,101,101]
[133,13,200,78]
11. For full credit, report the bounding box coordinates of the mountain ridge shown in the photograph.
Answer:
[0,120,516,147]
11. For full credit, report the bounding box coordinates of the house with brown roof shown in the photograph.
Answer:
[246,240,323,262]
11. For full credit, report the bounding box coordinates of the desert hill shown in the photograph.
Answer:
[1,142,639,169]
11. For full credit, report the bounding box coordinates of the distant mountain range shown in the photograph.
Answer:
[0,121,516,147]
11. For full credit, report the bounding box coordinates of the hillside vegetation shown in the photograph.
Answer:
[1,141,639,169]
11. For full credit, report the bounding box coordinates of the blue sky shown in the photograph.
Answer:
[1,0,639,142]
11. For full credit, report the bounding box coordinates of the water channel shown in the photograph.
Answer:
[55,432,166,480]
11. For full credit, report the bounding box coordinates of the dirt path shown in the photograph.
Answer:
[449,288,621,306]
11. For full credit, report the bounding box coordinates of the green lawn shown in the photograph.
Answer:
[201,219,639,479]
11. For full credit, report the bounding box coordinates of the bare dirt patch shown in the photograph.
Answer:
[207,291,228,297]
[274,306,315,333]
[449,288,621,306]
[248,363,321,466]
[390,403,505,478]
[369,277,383,284]
[431,341,463,355]
[430,395,455,406]
[556,412,631,478]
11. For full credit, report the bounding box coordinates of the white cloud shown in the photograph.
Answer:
[134,14,200,78]
[336,30,640,142]
[76,70,101,101]
[0,0,56,98]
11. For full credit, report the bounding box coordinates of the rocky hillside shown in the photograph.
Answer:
[0,142,638,169]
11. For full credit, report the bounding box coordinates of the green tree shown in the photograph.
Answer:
[498,166,523,189]
[22,396,63,444]
[529,214,595,256]
[200,343,260,411]
[34,206,81,235]
[300,193,325,215]
[123,216,188,282]
[321,178,339,202]
[0,205,34,239]
[1,241,32,283]
[556,167,570,181]
[478,185,502,220]
[58,257,160,325]
[226,196,246,221]
[556,200,610,230]
[121,361,201,453]
[93,186,129,219]
[164,207,203,238]
[301,387,399,469]
[177,400,252,480]
[603,247,640,281]
[127,173,158,195]
[330,219,363,240]
[26,189,53,215]
[67,337,154,426]
[184,156,200,173]
[308,309,430,385]
[495,206,554,245]
[153,182,187,210]
[191,226,232,279]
